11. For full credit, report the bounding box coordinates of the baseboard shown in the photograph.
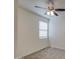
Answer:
[24,46,50,57]
[50,46,65,50]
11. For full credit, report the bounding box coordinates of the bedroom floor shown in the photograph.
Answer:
[24,47,65,59]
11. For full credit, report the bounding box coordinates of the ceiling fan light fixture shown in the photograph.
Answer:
[47,11,50,15]
[47,11,54,16]
[50,11,54,15]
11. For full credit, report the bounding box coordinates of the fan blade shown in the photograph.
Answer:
[55,9,65,11]
[34,6,47,9]
[53,11,58,16]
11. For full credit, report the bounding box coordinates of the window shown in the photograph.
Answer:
[39,21,48,39]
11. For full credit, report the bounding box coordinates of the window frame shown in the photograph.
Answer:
[39,20,49,39]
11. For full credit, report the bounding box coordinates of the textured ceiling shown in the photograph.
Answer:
[18,0,65,19]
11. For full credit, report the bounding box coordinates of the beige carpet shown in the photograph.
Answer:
[24,47,65,59]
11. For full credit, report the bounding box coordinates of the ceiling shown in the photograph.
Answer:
[18,0,65,19]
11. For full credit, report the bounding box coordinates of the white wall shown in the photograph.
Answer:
[49,16,65,49]
[15,7,50,58]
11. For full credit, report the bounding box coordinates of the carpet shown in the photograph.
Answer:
[24,47,65,59]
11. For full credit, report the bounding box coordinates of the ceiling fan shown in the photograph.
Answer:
[34,0,65,16]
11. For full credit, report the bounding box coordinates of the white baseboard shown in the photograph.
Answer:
[50,46,65,50]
